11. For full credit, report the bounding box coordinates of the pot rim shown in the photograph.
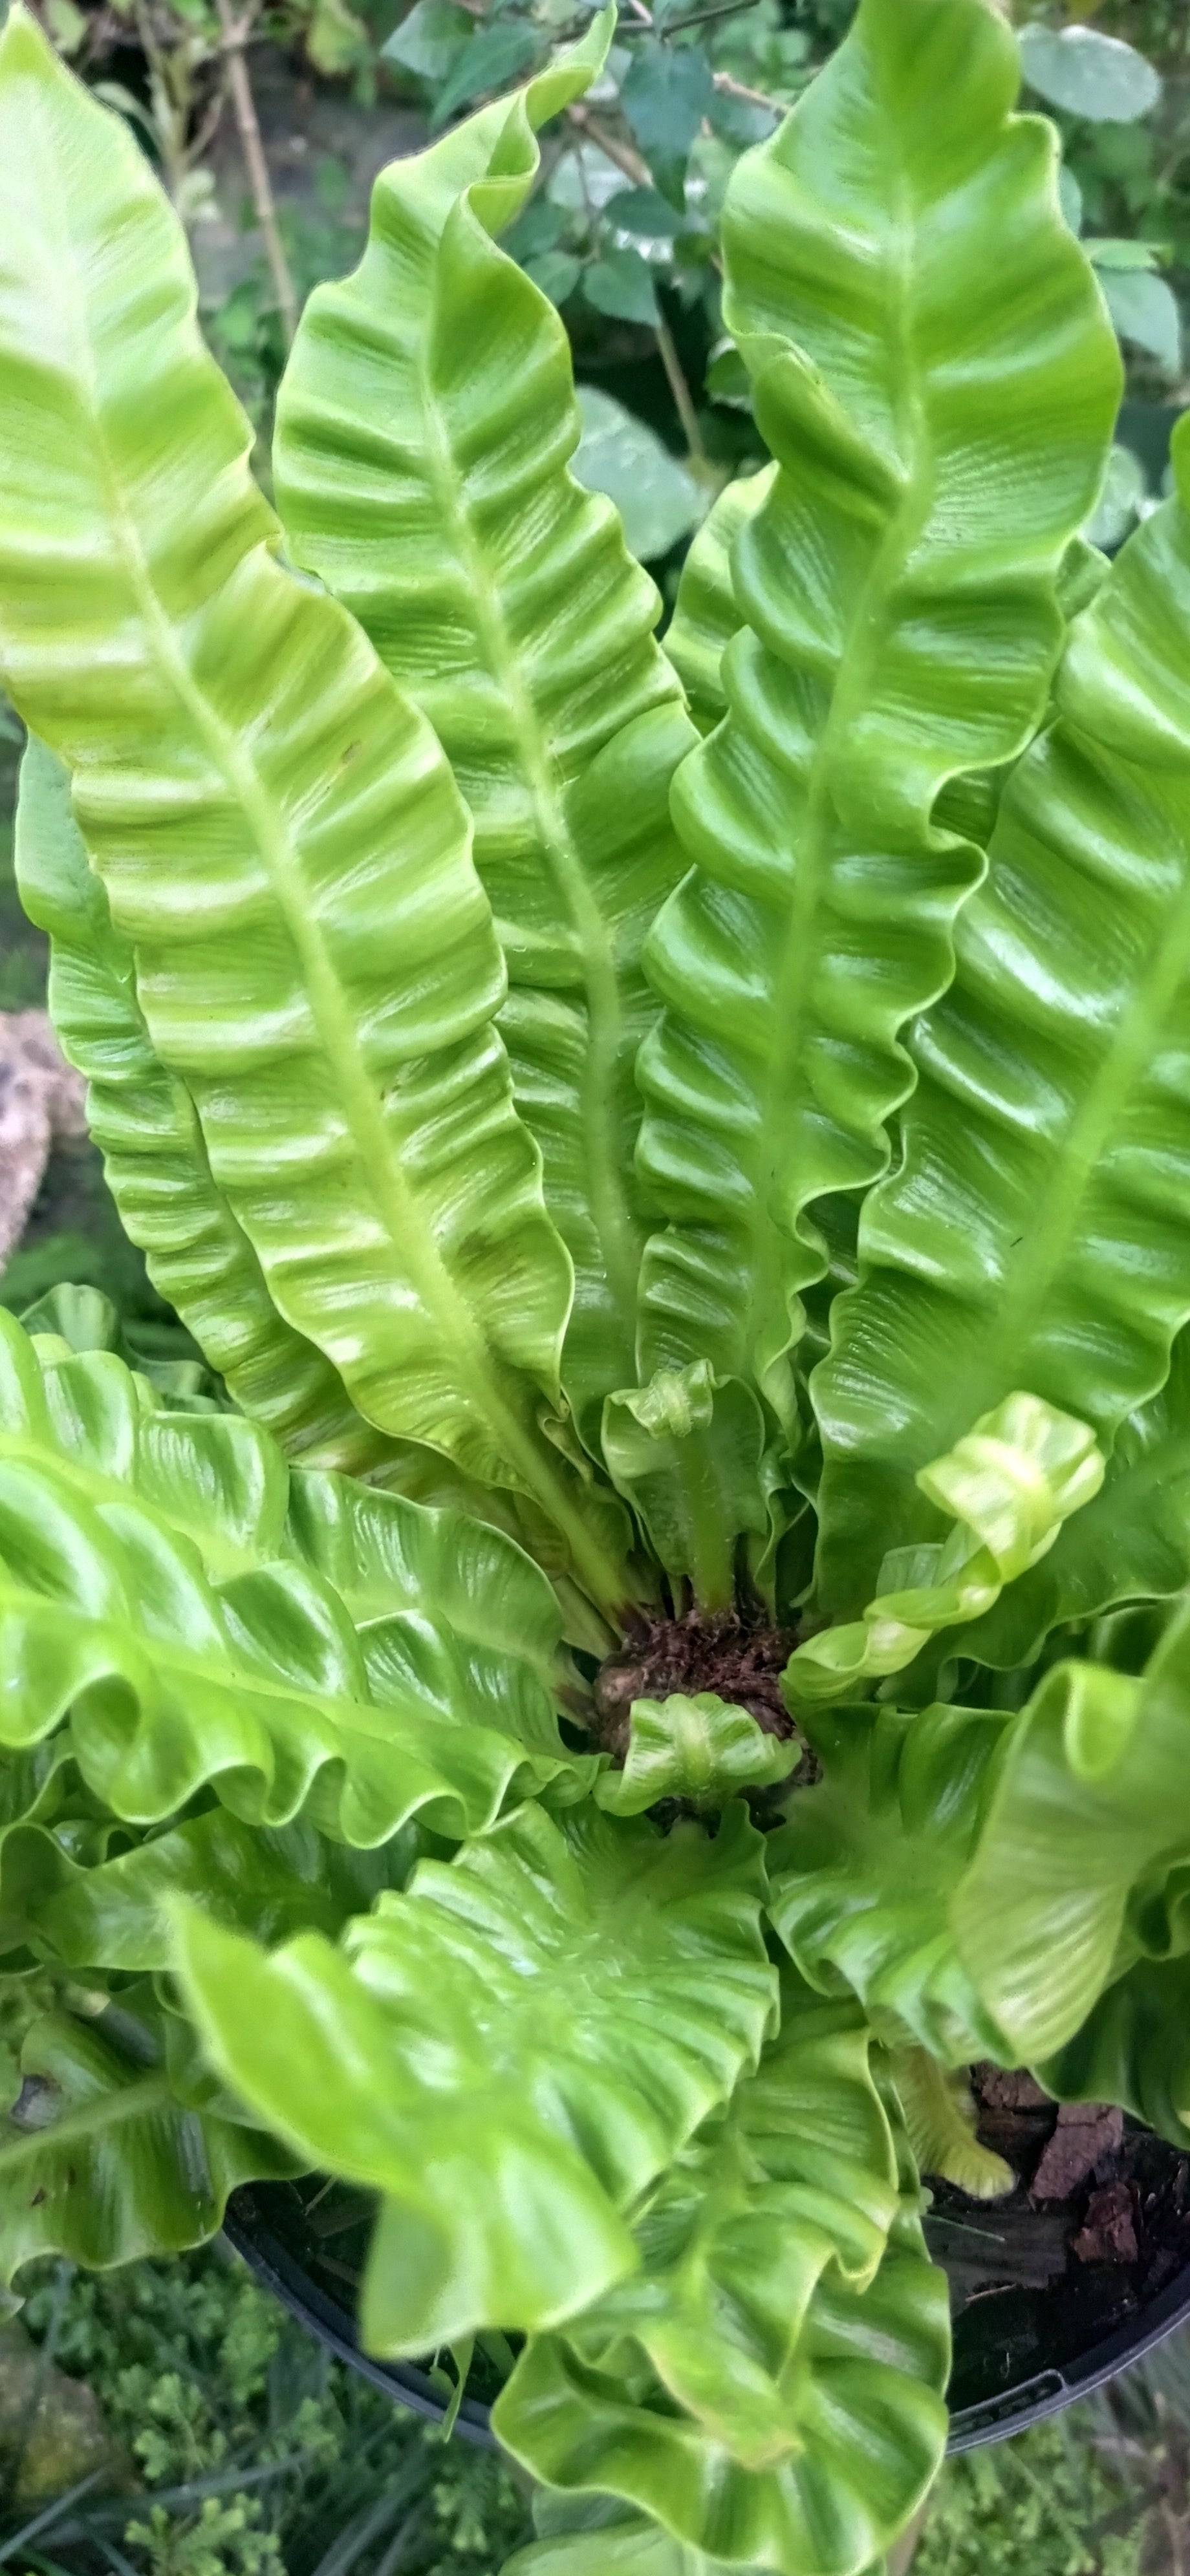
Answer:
[223,2188,1190,2458]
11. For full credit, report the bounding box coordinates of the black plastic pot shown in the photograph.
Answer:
[224,2153,1190,2455]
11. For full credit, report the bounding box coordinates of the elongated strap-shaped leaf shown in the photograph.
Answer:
[784,1394,1103,1706]
[953,1605,1190,2060]
[173,1801,776,2354]
[916,1329,1190,1687]
[601,1363,768,1612]
[764,1703,1012,2066]
[0,1986,297,2291]
[887,2048,1013,2200]
[595,1692,794,1818]
[0,12,640,1620]
[1,1810,417,1973]
[633,0,1120,1437]
[0,1309,587,1842]
[662,466,1028,881]
[663,468,775,736]
[494,1992,948,2576]
[1035,1954,1190,2154]
[815,431,1190,1616]
[272,21,695,1438]
[16,737,402,1477]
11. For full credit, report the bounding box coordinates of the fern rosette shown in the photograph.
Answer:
[1,0,1189,2568]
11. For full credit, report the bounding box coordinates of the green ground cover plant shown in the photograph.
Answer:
[7,0,1190,2570]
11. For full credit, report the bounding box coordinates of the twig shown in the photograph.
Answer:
[215,0,298,346]
[567,102,652,188]
[713,65,780,109]
[654,314,709,473]
[621,0,761,31]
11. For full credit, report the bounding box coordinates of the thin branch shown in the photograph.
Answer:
[215,0,298,347]
[185,75,230,172]
[567,100,652,188]
[655,315,709,473]
[620,0,762,31]
[713,65,780,109]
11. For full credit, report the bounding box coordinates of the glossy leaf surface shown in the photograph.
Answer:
[765,1704,1011,2066]
[594,1693,794,1818]
[663,467,774,735]
[601,1363,768,1611]
[173,1801,777,2354]
[5,1810,417,1972]
[0,10,640,1620]
[953,1607,1190,2059]
[785,1393,1102,1705]
[923,1331,1190,1684]
[15,736,402,1477]
[1036,1954,1190,2154]
[0,1309,585,1843]
[634,0,1120,1436]
[0,1985,296,2290]
[495,1987,947,2576]
[816,429,1190,1613]
[273,21,695,1435]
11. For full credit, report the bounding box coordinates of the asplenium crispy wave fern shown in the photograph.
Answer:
[3,0,1190,2564]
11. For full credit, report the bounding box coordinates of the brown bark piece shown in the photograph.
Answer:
[0,1009,86,1264]
[1032,2101,1124,2202]
[975,2066,1050,2112]
[1072,2178,1139,2266]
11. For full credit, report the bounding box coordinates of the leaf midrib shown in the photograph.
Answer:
[415,332,644,1345]
[748,158,931,1364]
[944,746,1190,1426]
[36,129,625,1616]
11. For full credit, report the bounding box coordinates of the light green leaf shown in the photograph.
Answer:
[814,427,1190,1614]
[764,1702,1011,2066]
[601,1362,768,1610]
[571,390,705,565]
[504,2495,727,2576]
[887,2048,1013,2201]
[15,735,409,1478]
[633,0,1121,1446]
[0,1307,587,1843]
[595,1692,794,1816]
[1035,1953,1190,2154]
[1018,23,1161,125]
[5,1810,418,1973]
[172,1800,777,2353]
[0,11,638,1617]
[1100,268,1182,373]
[784,1393,1103,1707]
[920,1330,1190,1686]
[495,1990,947,2576]
[0,1986,297,2291]
[663,466,774,734]
[272,22,696,1442]
[952,1609,1190,2061]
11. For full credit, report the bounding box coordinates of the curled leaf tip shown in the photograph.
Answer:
[786,1393,1103,1706]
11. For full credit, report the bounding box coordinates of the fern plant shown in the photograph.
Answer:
[2,0,1189,2567]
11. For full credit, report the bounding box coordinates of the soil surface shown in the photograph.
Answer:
[931,2065,1190,2412]
[592,1607,801,1759]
